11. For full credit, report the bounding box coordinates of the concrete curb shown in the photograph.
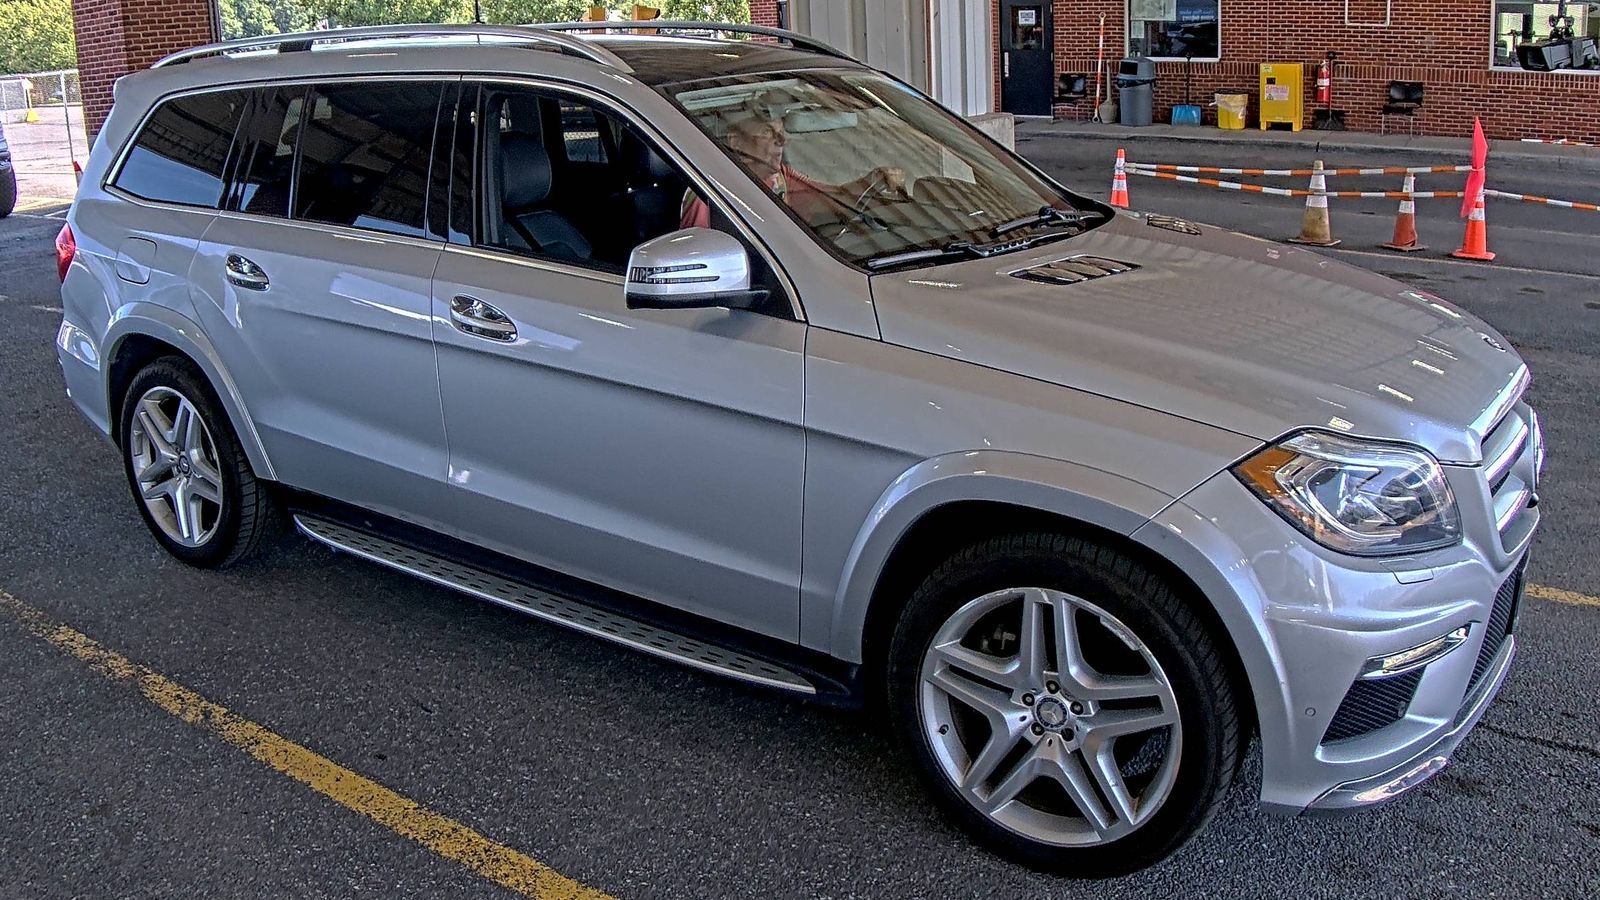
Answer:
[1017,121,1600,173]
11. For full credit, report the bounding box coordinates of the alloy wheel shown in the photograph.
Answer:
[128,386,225,548]
[919,586,1182,846]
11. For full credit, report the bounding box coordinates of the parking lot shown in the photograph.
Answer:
[1,130,1598,898]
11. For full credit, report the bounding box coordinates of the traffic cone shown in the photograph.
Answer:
[1379,173,1426,252]
[1288,159,1340,246]
[1109,149,1130,208]
[1451,188,1495,261]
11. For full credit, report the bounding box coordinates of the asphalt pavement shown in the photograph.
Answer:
[1,130,1598,898]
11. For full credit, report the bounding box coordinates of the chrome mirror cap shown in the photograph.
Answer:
[624,228,763,311]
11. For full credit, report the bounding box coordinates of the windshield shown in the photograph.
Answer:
[664,70,1091,269]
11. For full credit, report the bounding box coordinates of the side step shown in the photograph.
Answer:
[293,515,817,695]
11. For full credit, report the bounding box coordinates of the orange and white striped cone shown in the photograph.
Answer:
[1109,149,1130,208]
[1379,173,1426,252]
[1451,188,1495,261]
[1287,159,1340,246]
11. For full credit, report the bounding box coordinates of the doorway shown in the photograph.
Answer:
[1000,0,1053,116]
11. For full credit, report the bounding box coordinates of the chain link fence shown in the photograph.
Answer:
[2,69,88,208]
[1,69,82,123]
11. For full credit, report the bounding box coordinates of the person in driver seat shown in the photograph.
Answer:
[681,92,906,230]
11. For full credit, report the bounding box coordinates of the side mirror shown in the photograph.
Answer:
[625,228,769,311]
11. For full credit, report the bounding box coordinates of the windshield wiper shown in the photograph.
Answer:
[989,206,1105,238]
[863,241,984,270]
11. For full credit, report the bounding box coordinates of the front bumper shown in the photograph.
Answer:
[1134,462,1536,815]
[1305,632,1515,813]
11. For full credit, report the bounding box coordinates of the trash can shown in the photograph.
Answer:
[1117,57,1157,127]
[1214,92,1248,130]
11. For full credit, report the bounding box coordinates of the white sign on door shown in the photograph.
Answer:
[1017,9,1037,25]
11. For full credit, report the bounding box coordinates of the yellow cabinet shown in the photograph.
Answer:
[1259,63,1304,131]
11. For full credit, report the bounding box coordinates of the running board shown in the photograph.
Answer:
[293,515,817,695]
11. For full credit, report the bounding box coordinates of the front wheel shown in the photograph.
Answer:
[886,533,1240,876]
[118,357,281,567]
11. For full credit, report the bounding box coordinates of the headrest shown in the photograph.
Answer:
[625,133,676,182]
[501,134,552,208]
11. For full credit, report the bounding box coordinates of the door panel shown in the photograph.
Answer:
[188,217,452,527]
[432,248,806,641]
[1001,0,1054,116]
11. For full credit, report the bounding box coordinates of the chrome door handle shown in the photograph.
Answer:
[449,295,517,342]
[225,253,269,291]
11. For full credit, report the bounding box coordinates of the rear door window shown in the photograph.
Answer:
[290,82,444,238]
[228,86,307,217]
[113,89,249,208]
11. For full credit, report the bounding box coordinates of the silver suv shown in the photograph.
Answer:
[56,23,1542,876]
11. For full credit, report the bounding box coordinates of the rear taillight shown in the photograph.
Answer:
[55,223,76,282]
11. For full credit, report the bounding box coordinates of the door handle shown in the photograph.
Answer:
[449,295,517,342]
[225,253,269,291]
[1003,52,1010,78]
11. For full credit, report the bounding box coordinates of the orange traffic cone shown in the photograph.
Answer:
[1109,149,1130,208]
[1379,173,1426,252]
[1288,159,1340,246]
[1452,188,1495,261]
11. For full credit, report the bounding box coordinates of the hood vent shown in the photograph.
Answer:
[1010,255,1139,286]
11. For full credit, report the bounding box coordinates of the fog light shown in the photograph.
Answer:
[1360,626,1471,679]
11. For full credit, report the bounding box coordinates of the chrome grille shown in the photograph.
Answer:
[1479,383,1539,549]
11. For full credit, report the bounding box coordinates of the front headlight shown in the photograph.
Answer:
[1233,432,1461,556]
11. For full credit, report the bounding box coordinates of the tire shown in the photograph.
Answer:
[0,168,16,219]
[885,532,1239,876]
[118,356,281,567]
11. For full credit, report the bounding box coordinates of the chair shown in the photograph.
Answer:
[1380,81,1424,135]
[1054,73,1092,120]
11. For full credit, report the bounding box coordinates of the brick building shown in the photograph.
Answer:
[71,0,217,140]
[750,2,1600,144]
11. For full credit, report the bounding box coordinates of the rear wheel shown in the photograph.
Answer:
[886,533,1239,876]
[118,357,280,567]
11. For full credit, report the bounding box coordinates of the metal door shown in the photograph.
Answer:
[1000,0,1054,116]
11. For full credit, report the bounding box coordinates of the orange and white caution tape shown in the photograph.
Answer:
[1518,138,1597,148]
[1126,163,1472,177]
[1127,169,1463,199]
[1483,188,1600,212]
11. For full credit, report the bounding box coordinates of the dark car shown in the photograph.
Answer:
[0,118,17,218]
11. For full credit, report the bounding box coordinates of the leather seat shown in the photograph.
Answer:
[620,133,684,243]
[500,134,591,261]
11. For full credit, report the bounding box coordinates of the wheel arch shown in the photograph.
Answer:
[832,451,1258,743]
[104,306,276,482]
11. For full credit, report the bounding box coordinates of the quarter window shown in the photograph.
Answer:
[114,89,249,208]
[291,82,443,238]
[1128,0,1220,59]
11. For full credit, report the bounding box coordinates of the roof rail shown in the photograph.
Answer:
[538,20,855,64]
[151,23,633,72]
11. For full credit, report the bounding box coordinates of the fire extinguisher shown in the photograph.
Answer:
[1315,57,1333,106]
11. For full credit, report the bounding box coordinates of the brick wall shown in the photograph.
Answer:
[71,0,217,142]
[751,0,779,28]
[991,1,1600,143]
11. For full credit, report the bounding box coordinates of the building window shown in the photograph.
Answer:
[1128,0,1220,60]
[1492,2,1600,70]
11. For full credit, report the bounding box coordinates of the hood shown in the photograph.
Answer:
[869,213,1525,463]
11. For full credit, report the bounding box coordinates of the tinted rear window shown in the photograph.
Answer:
[114,89,249,207]
[291,82,442,238]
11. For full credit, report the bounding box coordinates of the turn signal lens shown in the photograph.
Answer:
[1235,431,1461,556]
[1360,625,1471,679]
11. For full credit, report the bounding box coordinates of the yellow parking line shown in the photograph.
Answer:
[1528,583,1600,608]
[0,590,611,900]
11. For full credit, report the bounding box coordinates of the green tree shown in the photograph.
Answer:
[215,0,749,39]
[220,0,320,39]
[0,0,78,74]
